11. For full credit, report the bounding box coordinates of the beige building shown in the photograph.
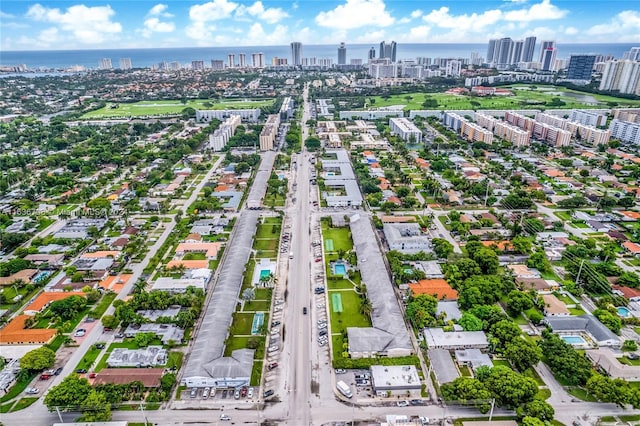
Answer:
[259,114,280,151]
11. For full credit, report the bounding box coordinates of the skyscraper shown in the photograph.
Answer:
[539,41,556,63]
[290,42,302,66]
[599,60,640,94]
[211,60,224,70]
[119,58,132,70]
[511,40,524,65]
[238,53,246,68]
[192,60,204,70]
[486,39,497,64]
[227,54,235,68]
[379,41,397,62]
[624,47,640,61]
[522,36,537,62]
[540,45,557,72]
[368,47,376,60]
[566,55,596,81]
[251,52,265,68]
[496,38,513,66]
[98,58,113,69]
[337,42,347,65]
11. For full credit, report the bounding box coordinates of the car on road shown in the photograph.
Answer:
[25,388,39,394]
[234,389,240,399]
[396,400,410,407]
[76,369,87,374]
[54,367,63,375]
[268,362,279,370]
[263,389,274,398]
[220,414,231,421]
[248,387,254,398]
[73,329,86,337]
[302,307,307,314]
[115,333,124,338]
[40,373,52,380]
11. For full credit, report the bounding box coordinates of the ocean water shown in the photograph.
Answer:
[1,43,637,70]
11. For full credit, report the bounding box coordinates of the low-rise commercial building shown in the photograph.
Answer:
[383,223,431,254]
[106,346,167,367]
[424,328,488,350]
[370,365,422,396]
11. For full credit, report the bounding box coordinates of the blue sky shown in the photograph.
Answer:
[1,0,638,50]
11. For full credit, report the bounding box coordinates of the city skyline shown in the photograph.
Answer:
[1,0,639,51]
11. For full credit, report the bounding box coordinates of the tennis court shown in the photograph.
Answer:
[325,239,334,251]
[251,312,264,335]
[331,293,343,313]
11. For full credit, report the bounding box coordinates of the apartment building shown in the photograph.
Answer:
[474,113,530,146]
[610,119,640,144]
[260,114,280,151]
[389,117,422,142]
[208,115,242,151]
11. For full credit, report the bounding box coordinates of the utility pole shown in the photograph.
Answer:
[489,398,496,421]
[55,406,63,423]
[576,259,585,286]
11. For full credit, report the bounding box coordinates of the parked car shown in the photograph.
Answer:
[54,367,63,375]
[410,399,424,406]
[234,389,240,399]
[76,369,87,374]
[190,388,197,398]
[73,330,86,337]
[335,369,346,374]
[241,386,248,397]
[95,343,105,349]
[248,388,254,398]
[268,362,279,370]
[263,389,274,398]
[396,400,410,407]
[25,388,39,395]
[89,373,97,378]
[271,321,281,327]
[202,387,210,399]
[302,307,307,314]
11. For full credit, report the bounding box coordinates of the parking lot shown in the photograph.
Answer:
[182,385,257,402]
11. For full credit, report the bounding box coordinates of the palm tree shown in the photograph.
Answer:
[360,297,373,317]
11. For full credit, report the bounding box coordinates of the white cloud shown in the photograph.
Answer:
[410,10,423,19]
[315,0,394,30]
[189,0,238,22]
[587,10,640,42]
[141,4,175,37]
[353,29,386,43]
[503,0,567,21]
[396,25,431,42]
[148,4,173,17]
[565,26,578,35]
[0,10,15,18]
[236,1,289,24]
[503,0,529,3]
[25,4,122,44]
[422,7,502,32]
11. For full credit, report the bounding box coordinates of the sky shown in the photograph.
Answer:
[1,0,639,51]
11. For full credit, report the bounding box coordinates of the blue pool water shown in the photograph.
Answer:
[33,271,51,283]
[334,264,347,276]
[260,269,271,280]
[251,312,264,335]
[617,306,631,317]
[562,335,587,345]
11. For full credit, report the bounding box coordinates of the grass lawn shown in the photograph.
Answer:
[321,226,353,253]
[82,98,276,119]
[231,312,256,335]
[554,293,575,305]
[522,367,545,386]
[492,359,512,369]
[511,314,529,325]
[569,307,586,316]
[327,278,356,290]
[369,86,640,111]
[254,288,272,300]
[224,335,265,359]
[90,291,117,318]
[166,351,184,370]
[572,221,589,229]
[618,356,640,366]
[554,211,572,221]
[328,290,371,334]
[535,388,551,400]
[243,300,271,312]
[183,252,206,260]
[0,372,36,403]
[566,387,598,402]
[459,365,472,377]
[254,238,278,252]
[251,361,263,386]
[10,397,38,412]
[332,334,345,360]
[241,259,256,292]
[76,346,103,371]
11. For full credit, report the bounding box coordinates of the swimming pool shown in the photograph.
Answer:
[561,335,587,345]
[260,269,271,280]
[617,306,631,317]
[251,312,264,335]
[33,271,51,283]
[334,264,347,276]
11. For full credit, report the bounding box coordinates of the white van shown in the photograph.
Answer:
[202,387,210,399]
[336,380,352,398]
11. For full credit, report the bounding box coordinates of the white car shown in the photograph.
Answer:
[397,400,410,407]
[248,387,254,398]
[268,345,279,353]
[25,388,39,394]
[220,414,231,421]
[73,330,86,337]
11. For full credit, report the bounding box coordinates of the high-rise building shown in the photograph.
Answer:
[539,41,556,62]
[522,36,537,62]
[98,58,113,69]
[445,60,462,77]
[511,40,524,65]
[495,38,513,66]
[169,61,180,71]
[379,41,397,62]
[540,44,557,71]
[227,54,235,68]
[624,47,640,61]
[251,52,265,68]
[337,42,347,65]
[119,58,132,70]
[192,60,204,70]
[599,60,640,95]
[566,55,596,81]
[486,39,498,64]
[368,47,376,60]
[290,42,302,66]
[211,60,224,70]
[238,53,246,68]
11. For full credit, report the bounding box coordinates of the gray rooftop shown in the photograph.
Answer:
[455,348,493,370]
[347,214,412,353]
[183,152,275,381]
[211,191,243,210]
[437,301,462,321]
[544,314,619,343]
[206,348,254,381]
[137,307,181,321]
[124,323,184,344]
[427,349,459,384]
[424,328,488,349]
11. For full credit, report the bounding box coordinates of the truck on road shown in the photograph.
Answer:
[336,380,352,398]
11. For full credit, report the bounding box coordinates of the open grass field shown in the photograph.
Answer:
[82,98,275,119]
[328,290,371,334]
[321,226,353,253]
[369,85,640,111]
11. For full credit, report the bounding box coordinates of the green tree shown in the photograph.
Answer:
[490,320,522,350]
[594,308,622,334]
[405,294,438,329]
[20,347,55,371]
[506,290,534,316]
[521,417,545,426]
[519,400,554,421]
[481,366,538,408]
[458,312,483,331]
[44,375,92,410]
[305,137,321,151]
[511,236,532,255]
[432,238,454,258]
[79,389,111,421]
[474,248,499,274]
[133,332,156,347]
[526,251,552,273]
[586,374,633,408]
[86,197,111,212]
[504,338,541,372]
[539,330,593,386]
[101,315,119,329]
[441,377,491,413]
